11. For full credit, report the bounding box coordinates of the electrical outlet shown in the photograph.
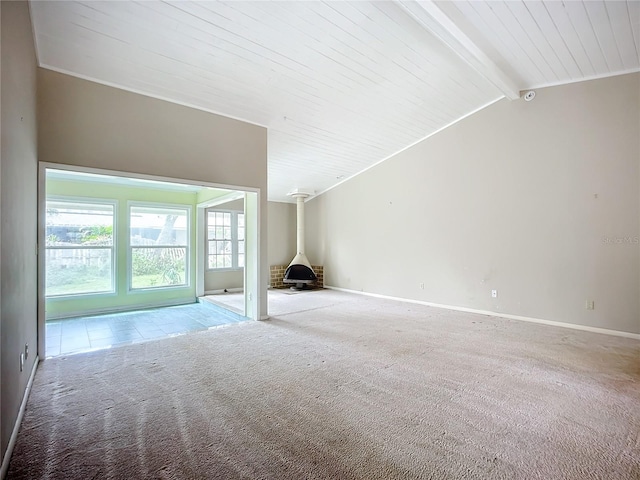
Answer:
[586,300,595,310]
[25,343,29,360]
[491,289,498,298]
[20,353,24,372]
[419,283,424,290]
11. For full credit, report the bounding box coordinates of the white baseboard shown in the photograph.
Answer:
[204,288,244,295]
[46,298,197,320]
[325,286,640,340]
[0,356,39,480]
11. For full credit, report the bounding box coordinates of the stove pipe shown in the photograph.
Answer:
[283,193,317,288]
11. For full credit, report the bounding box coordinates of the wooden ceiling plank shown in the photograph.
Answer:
[42,2,312,100]
[560,0,610,73]
[37,34,281,126]
[287,1,487,113]
[125,4,382,111]
[399,0,521,99]
[450,0,529,79]
[583,0,625,72]
[370,1,497,107]
[469,0,548,85]
[506,1,571,80]
[487,1,558,84]
[197,4,384,93]
[36,27,282,113]
[524,0,584,79]
[140,2,363,96]
[629,0,640,58]
[364,0,493,103]
[222,1,391,89]
[604,0,640,70]
[541,0,597,79]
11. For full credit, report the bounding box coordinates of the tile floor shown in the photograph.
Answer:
[46,300,248,358]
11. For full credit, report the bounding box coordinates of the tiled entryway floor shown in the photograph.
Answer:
[46,301,248,358]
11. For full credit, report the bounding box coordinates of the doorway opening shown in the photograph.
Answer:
[39,164,260,357]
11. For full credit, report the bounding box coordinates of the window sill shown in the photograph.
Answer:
[128,284,191,294]
[46,290,117,300]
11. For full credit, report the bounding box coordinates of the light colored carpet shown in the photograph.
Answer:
[7,290,640,479]
[203,287,318,316]
[202,292,246,315]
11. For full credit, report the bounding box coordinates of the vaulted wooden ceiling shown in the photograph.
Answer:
[30,1,640,202]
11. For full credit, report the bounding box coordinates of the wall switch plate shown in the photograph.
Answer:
[491,290,498,298]
[586,300,595,310]
[419,283,424,290]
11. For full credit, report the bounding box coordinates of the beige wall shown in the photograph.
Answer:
[205,270,244,292]
[38,69,269,318]
[307,73,640,334]
[268,202,296,266]
[0,0,39,467]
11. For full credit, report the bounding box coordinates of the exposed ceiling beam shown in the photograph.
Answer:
[395,0,521,100]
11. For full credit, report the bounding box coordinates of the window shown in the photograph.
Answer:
[45,200,115,297]
[130,205,190,289]
[207,210,244,269]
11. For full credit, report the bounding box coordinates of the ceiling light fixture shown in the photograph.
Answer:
[524,90,536,102]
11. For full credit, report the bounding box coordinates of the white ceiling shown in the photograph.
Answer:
[30,1,640,202]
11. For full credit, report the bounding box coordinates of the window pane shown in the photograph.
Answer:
[213,253,231,269]
[216,241,231,255]
[130,206,188,246]
[46,201,114,247]
[206,210,244,270]
[46,248,113,296]
[45,200,115,297]
[131,247,187,289]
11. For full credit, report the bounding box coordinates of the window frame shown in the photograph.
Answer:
[127,201,192,292]
[45,196,118,299]
[206,208,245,272]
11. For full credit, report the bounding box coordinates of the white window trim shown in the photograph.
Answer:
[127,201,192,292]
[206,208,245,272]
[45,195,118,298]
